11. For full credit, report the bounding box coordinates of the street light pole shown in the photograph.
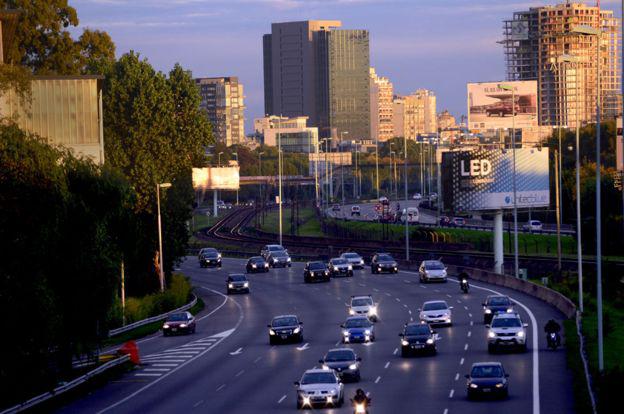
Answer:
[157,182,172,293]
[278,116,283,246]
[404,134,409,262]
[375,138,380,199]
[389,142,394,198]
[232,152,239,205]
[340,131,348,204]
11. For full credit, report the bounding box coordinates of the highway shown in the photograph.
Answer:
[57,257,574,414]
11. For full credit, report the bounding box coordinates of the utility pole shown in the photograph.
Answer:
[278,116,283,246]
[555,150,562,271]
[404,134,409,262]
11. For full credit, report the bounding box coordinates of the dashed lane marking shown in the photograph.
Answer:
[468,313,472,318]
[216,384,226,392]
[460,358,465,365]
[396,298,401,302]
[443,409,448,414]
[253,356,262,364]
[393,348,398,355]
[454,373,459,381]
[385,292,392,296]
[373,288,379,292]
[193,400,204,408]
[449,389,455,398]
[464,344,469,351]
[153,364,177,367]
[278,395,287,404]
[470,321,474,326]
[384,362,390,369]
[235,369,245,377]
[467,331,471,337]
[464,306,468,310]
[446,294,452,298]
[375,376,381,384]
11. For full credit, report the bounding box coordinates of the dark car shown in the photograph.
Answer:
[304,261,330,283]
[341,316,375,343]
[439,216,451,226]
[371,253,398,274]
[319,348,362,382]
[199,247,222,268]
[226,274,250,294]
[163,311,196,336]
[268,315,303,345]
[482,295,514,324]
[399,322,437,357]
[246,256,269,273]
[328,258,353,277]
[268,250,292,268]
[465,362,509,399]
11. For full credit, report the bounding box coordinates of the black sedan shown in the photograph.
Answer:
[399,322,437,357]
[199,247,222,268]
[268,250,292,268]
[319,348,361,382]
[304,261,330,283]
[163,311,196,336]
[371,253,398,274]
[482,295,514,324]
[465,362,509,399]
[246,256,269,273]
[268,315,304,345]
[226,274,250,294]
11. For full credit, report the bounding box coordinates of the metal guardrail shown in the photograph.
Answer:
[0,354,131,414]
[108,294,198,337]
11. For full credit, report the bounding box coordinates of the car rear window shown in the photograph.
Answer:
[331,259,347,265]
[229,275,246,282]
[343,253,359,259]
[377,254,393,261]
[425,261,444,270]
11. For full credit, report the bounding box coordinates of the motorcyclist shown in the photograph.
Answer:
[457,268,470,282]
[352,388,370,405]
[544,319,561,334]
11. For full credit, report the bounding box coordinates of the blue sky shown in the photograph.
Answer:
[71,0,621,133]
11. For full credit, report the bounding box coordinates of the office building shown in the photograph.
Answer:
[370,67,394,142]
[393,90,437,139]
[263,21,370,140]
[195,77,245,147]
[254,115,318,153]
[502,2,621,126]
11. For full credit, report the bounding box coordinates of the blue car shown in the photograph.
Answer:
[341,316,375,343]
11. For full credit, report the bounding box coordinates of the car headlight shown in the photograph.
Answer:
[488,331,496,338]
[217,254,222,259]
[243,282,249,287]
[442,270,447,276]
[322,364,330,370]
[506,308,514,313]
[228,283,234,288]
[401,339,409,346]
[495,383,505,388]
[264,263,269,267]
[269,329,276,335]
[287,257,291,262]
[333,266,339,271]
[349,309,355,315]
[424,270,429,275]
[324,271,329,275]
[517,331,525,337]
[180,324,187,328]
[252,264,257,268]
[273,258,278,263]
[343,330,350,336]
[485,309,492,314]
[329,389,336,395]
[470,383,478,389]
[348,363,357,370]
[369,307,377,315]
[360,259,364,264]
[364,330,371,335]
[302,396,310,405]
[293,327,301,334]
[348,265,353,271]
[426,338,434,344]
[163,324,169,329]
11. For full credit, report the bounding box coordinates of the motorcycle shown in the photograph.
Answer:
[547,332,560,350]
[460,278,469,294]
[350,398,370,414]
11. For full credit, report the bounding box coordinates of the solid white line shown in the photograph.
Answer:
[196,292,229,322]
[141,359,185,363]
[449,389,455,398]
[460,358,465,365]
[454,373,459,381]
[278,395,287,404]
[374,376,381,384]
[384,362,390,369]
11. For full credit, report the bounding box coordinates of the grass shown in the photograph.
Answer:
[580,302,624,373]
[192,212,220,232]
[259,207,324,237]
[563,319,594,414]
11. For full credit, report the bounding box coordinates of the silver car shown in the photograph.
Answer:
[261,244,286,260]
[348,295,378,321]
[419,260,447,283]
[340,252,365,269]
[487,313,528,353]
[294,369,344,409]
[419,300,453,326]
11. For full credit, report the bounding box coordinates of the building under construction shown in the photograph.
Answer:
[502,1,620,127]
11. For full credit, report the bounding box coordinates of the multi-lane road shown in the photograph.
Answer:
[57,256,574,414]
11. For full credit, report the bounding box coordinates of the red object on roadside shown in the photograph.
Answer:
[118,340,140,365]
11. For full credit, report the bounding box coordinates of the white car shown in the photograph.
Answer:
[419,260,447,283]
[261,244,286,260]
[400,207,420,223]
[351,205,361,216]
[348,295,378,321]
[522,220,543,232]
[429,192,438,201]
[487,313,528,353]
[295,369,344,409]
[419,300,453,326]
[412,193,422,200]
[340,252,365,269]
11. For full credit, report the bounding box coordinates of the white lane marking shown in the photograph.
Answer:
[403,304,408,308]
[443,409,448,414]
[152,364,178,367]
[403,279,411,284]
[408,310,412,314]
[134,373,161,377]
[464,344,469,351]
[384,362,390,369]
[446,294,452,298]
[460,358,465,365]
[297,342,310,351]
[374,376,381,384]
[470,321,474,326]
[464,306,469,310]
[410,317,414,322]
[229,347,243,356]
[434,289,440,292]
[363,341,374,347]
[143,368,170,372]
[454,373,459,381]
[385,292,392,296]
[97,288,243,414]
[467,331,471,337]
[359,283,366,287]
[393,348,398,355]
[420,285,427,289]
[253,356,262,364]
[163,347,204,352]
[457,300,462,304]
[373,288,379,292]
[449,389,455,398]
[278,395,287,404]
[193,400,204,408]
[216,384,226,392]
[468,313,473,318]
[335,340,342,346]
[196,292,229,322]
[396,298,401,302]
[235,369,245,377]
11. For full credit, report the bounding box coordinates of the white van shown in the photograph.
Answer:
[400,207,420,223]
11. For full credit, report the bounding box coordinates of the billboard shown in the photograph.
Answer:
[192,167,240,190]
[441,148,550,211]
[510,20,529,41]
[467,81,538,130]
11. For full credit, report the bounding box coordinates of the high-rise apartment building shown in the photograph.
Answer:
[370,67,394,142]
[392,90,437,139]
[253,115,319,153]
[263,21,370,140]
[503,2,620,126]
[195,77,245,147]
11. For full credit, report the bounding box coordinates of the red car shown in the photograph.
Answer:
[163,311,196,336]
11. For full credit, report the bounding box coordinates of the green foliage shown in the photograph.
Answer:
[0,63,31,103]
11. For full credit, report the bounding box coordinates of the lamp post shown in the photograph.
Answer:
[375,137,380,199]
[340,131,348,204]
[498,83,519,278]
[403,134,410,261]
[157,182,172,293]
[232,152,239,205]
[389,142,395,198]
[218,151,224,167]
[571,23,603,372]
[258,151,265,204]
[278,116,283,246]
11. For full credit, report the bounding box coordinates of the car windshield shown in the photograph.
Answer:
[423,302,448,311]
[345,318,372,328]
[309,262,325,270]
[377,254,393,261]
[471,365,503,378]
[229,275,246,282]
[272,251,288,258]
[405,325,431,335]
[492,317,522,328]
[325,350,355,362]
[331,259,347,265]
[425,261,444,270]
[488,297,511,306]
[351,298,373,307]
[301,372,336,385]
[273,317,298,327]
[201,248,217,255]
[343,253,360,259]
[167,313,188,322]
[269,245,284,252]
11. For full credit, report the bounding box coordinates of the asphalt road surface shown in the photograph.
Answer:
[57,257,574,414]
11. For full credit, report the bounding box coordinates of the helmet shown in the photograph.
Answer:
[356,388,365,397]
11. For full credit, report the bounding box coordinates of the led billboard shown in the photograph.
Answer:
[467,81,538,130]
[441,148,549,211]
[192,167,240,190]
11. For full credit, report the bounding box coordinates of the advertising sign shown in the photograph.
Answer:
[441,148,550,211]
[467,81,538,130]
[192,167,240,190]
[510,20,529,41]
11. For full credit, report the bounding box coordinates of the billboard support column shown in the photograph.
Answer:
[494,210,504,274]
[213,190,218,218]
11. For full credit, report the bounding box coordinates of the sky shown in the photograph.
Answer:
[70,0,622,133]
